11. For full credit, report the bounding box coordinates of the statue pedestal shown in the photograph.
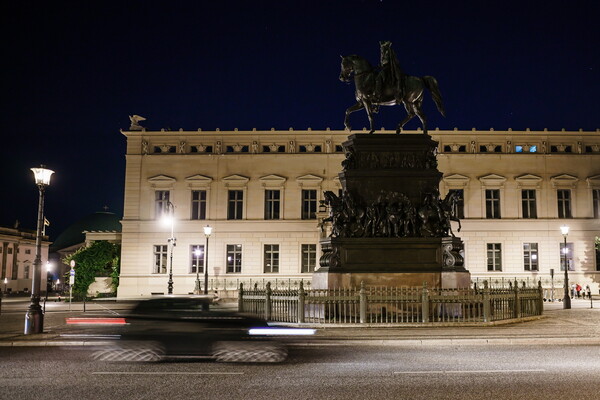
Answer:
[314,236,469,290]
[313,133,470,290]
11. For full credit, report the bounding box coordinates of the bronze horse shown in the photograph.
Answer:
[339,54,445,134]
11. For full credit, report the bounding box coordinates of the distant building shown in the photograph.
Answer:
[50,211,122,291]
[0,224,50,294]
[118,128,600,298]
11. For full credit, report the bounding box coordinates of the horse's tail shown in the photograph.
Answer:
[423,76,446,117]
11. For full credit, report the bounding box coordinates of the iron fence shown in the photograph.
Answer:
[238,280,543,324]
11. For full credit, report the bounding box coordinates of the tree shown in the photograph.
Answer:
[63,241,120,299]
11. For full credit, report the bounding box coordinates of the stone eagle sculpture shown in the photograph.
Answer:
[129,115,146,131]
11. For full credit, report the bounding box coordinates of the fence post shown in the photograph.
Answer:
[421,282,429,323]
[297,281,305,323]
[238,282,244,313]
[265,281,272,321]
[359,281,367,324]
[483,280,491,322]
[538,280,544,315]
[513,279,520,318]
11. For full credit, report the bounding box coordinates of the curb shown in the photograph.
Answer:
[2,337,599,348]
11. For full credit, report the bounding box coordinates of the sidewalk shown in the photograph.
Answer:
[1,297,599,347]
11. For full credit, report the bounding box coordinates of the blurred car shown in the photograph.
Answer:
[91,296,288,363]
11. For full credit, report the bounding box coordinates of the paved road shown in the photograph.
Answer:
[1,343,599,400]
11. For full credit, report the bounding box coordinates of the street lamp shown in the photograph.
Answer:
[203,225,212,310]
[162,201,176,295]
[3,277,7,294]
[560,225,571,309]
[25,165,54,334]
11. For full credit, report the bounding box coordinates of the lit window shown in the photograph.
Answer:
[263,244,279,273]
[523,243,538,271]
[190,245,205,273]
[301,244,317,273]
[153,245,168,274]
[560,242,574,271]
[226,244,242,273]
[487,243,502,271]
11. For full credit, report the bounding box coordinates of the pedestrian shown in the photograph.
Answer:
[576,283,582,298]
[585,285,591,299]
[571,283,576,298]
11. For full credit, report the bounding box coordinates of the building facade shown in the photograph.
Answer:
[0,225,50,294]
[117,128,600,298]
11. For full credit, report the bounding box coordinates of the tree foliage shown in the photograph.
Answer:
[63,241,120,299]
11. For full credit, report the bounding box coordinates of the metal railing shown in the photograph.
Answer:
[238,280,544,324]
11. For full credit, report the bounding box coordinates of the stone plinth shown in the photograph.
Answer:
[314,133,470,290]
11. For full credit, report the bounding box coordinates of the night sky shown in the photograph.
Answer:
[1,0,598,239]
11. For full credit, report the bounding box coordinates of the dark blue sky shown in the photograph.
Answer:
[1,0,598,238]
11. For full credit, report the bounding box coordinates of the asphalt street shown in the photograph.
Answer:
[1,344,599,400]
[1,296,599,399]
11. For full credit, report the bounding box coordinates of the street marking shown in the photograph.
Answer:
[96,305,122,315]
[93,372,244,375]
[394,369,546,374]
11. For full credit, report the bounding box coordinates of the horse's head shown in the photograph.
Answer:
[339,55,354,82]
[379,41,393,64]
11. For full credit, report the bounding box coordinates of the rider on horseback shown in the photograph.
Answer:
[374,41,404,108]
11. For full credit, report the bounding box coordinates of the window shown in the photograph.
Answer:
[560,242,574,271]
[190,245,205,273]
[25,249,31,254]
[191,190,207,220]
[155,190,170,218]
[301,244,317,273]
[301,189,317,219]
[593,189,600,218]
[486,243,502,271]
[521,190,537,219]
[263,244,279,273]
[153,245,168,274]
[24,265,30,279]
[7,247,12,254]
[557,189,572,218]
[523,243,538,271]
[226,244,242,273]
[448,189,464,219]
[227,190,243,220]
[264,190,281,220]
[485,189,501,219]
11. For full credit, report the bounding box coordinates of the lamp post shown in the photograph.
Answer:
[561,225,571,309]
[203,225,212,310]
[162,201,176,295]
[25,166,54,334]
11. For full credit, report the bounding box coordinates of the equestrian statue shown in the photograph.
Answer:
[339,41,445,134]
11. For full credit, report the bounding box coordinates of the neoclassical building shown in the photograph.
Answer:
[117,128,600,298]
[0,225,50,294]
